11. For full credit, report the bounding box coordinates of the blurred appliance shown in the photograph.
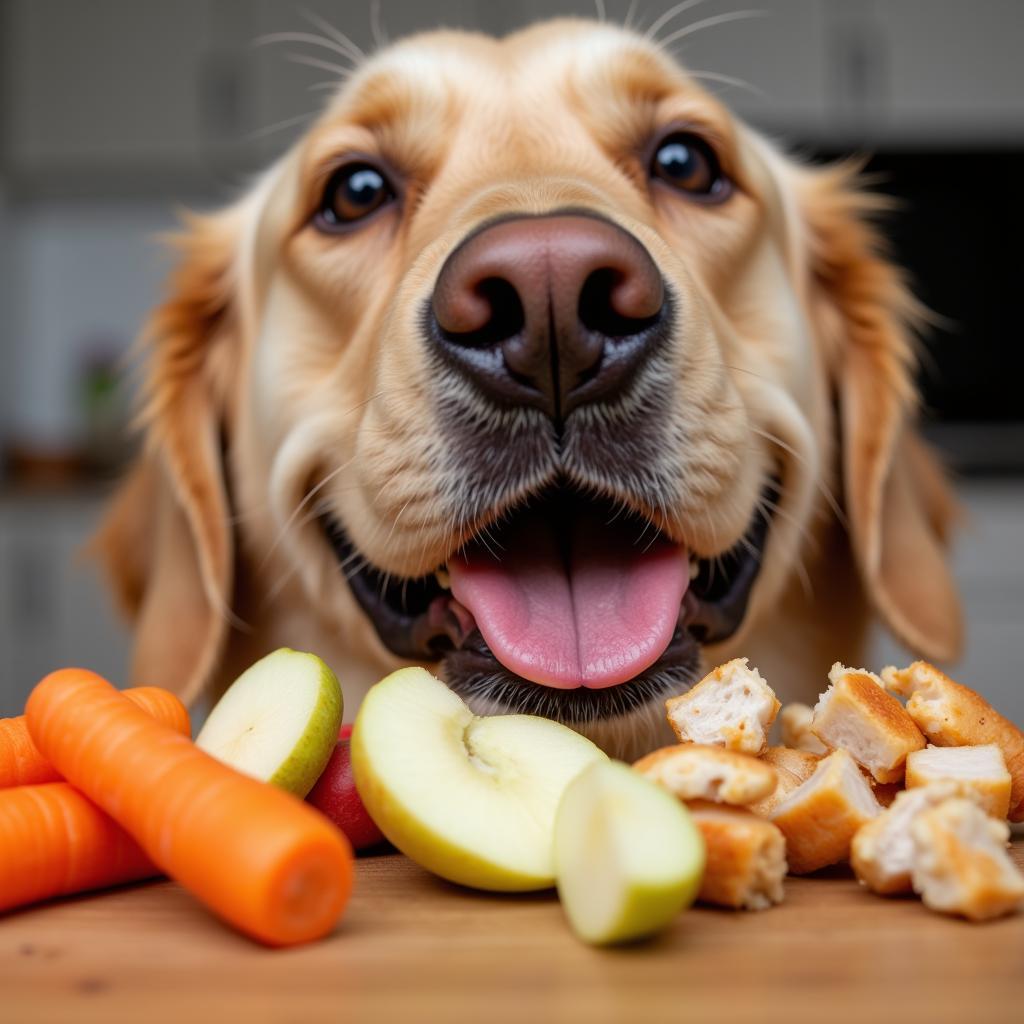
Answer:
[858,150,1024,473]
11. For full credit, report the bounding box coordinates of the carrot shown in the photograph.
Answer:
[25,668,354,946]
[0,783,156,913]
[0,685,190,788]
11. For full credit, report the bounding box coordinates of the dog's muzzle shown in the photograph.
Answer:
[322,211,773,725]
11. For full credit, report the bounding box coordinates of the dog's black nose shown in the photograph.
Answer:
[430,214,665,423]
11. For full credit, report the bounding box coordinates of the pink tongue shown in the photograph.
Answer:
[448,507,688,689]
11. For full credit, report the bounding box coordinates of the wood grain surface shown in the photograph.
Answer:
[2,842,1022,1024]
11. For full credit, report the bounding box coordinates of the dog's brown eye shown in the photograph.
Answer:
[317,163,395,229]
[650,133,729,201]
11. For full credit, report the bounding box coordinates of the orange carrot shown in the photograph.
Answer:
[0,783,156,913]
[0,685,190,788]
[25,668,354,946]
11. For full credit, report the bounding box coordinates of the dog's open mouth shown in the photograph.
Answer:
[322,484,772,722]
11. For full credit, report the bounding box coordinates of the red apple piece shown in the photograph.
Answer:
[306,726,387,851]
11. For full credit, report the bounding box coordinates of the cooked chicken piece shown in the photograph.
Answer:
[910,797,1024,921]
[905,744,1011,820]
[665,658,780,756]
[749,746,822,817]
[811,663,925,784]
[882,661,1024,821]
[851,781,964,895]
[779,703,828,755]
[686,801,787,911]
[632,743,777,807]
[770,749,881,874]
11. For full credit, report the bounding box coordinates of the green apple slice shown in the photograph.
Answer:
[350,667,607,891]
[196,648,343,798]
[554,760,705,945]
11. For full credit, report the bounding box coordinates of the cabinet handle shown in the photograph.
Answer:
[831,15,888,123]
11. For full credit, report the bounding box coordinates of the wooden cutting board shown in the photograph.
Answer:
[2,842,1022,1023]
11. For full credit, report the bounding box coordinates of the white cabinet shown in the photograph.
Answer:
[4,0,1022,185]
[828,0,1024,146]
[0,493,131,716]
[650,0,832,138]
[499,1,1024,147]
[3,1,214,180]
[0,0,491,187]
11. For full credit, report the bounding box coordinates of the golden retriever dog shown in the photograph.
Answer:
[94,18,962,760]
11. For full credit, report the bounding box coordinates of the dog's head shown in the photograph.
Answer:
[96,19,961,756]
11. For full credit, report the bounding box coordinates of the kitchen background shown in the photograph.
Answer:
[0,0,1021,718]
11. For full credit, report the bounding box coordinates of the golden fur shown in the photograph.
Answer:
[93,20,962,757]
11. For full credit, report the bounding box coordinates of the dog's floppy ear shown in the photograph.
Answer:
[92,208,242,706]
[800,163,963,663]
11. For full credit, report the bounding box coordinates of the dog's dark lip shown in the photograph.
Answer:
[320,515,452,661]
[321,480,777,716]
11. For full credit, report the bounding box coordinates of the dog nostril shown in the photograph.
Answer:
[434,277,524,348]
[578,268,664,338]
[473,278,524,346]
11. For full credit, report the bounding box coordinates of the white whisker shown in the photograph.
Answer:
[473,521,504,562]
[747,423,845,525]
[688,69,764,96]
[370,0,389,49]
[259,456,355,573]
[755,491,817,557]
[644,0,715,42]
[339,547,371,574]
[299,7,366,63]
[658,10,769,52]
[383,495,416,550]
[722,362,773,384]
[793,557,814,602]
[286,52,353,78]
[245,111,317,142]
[253,31,360,63]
